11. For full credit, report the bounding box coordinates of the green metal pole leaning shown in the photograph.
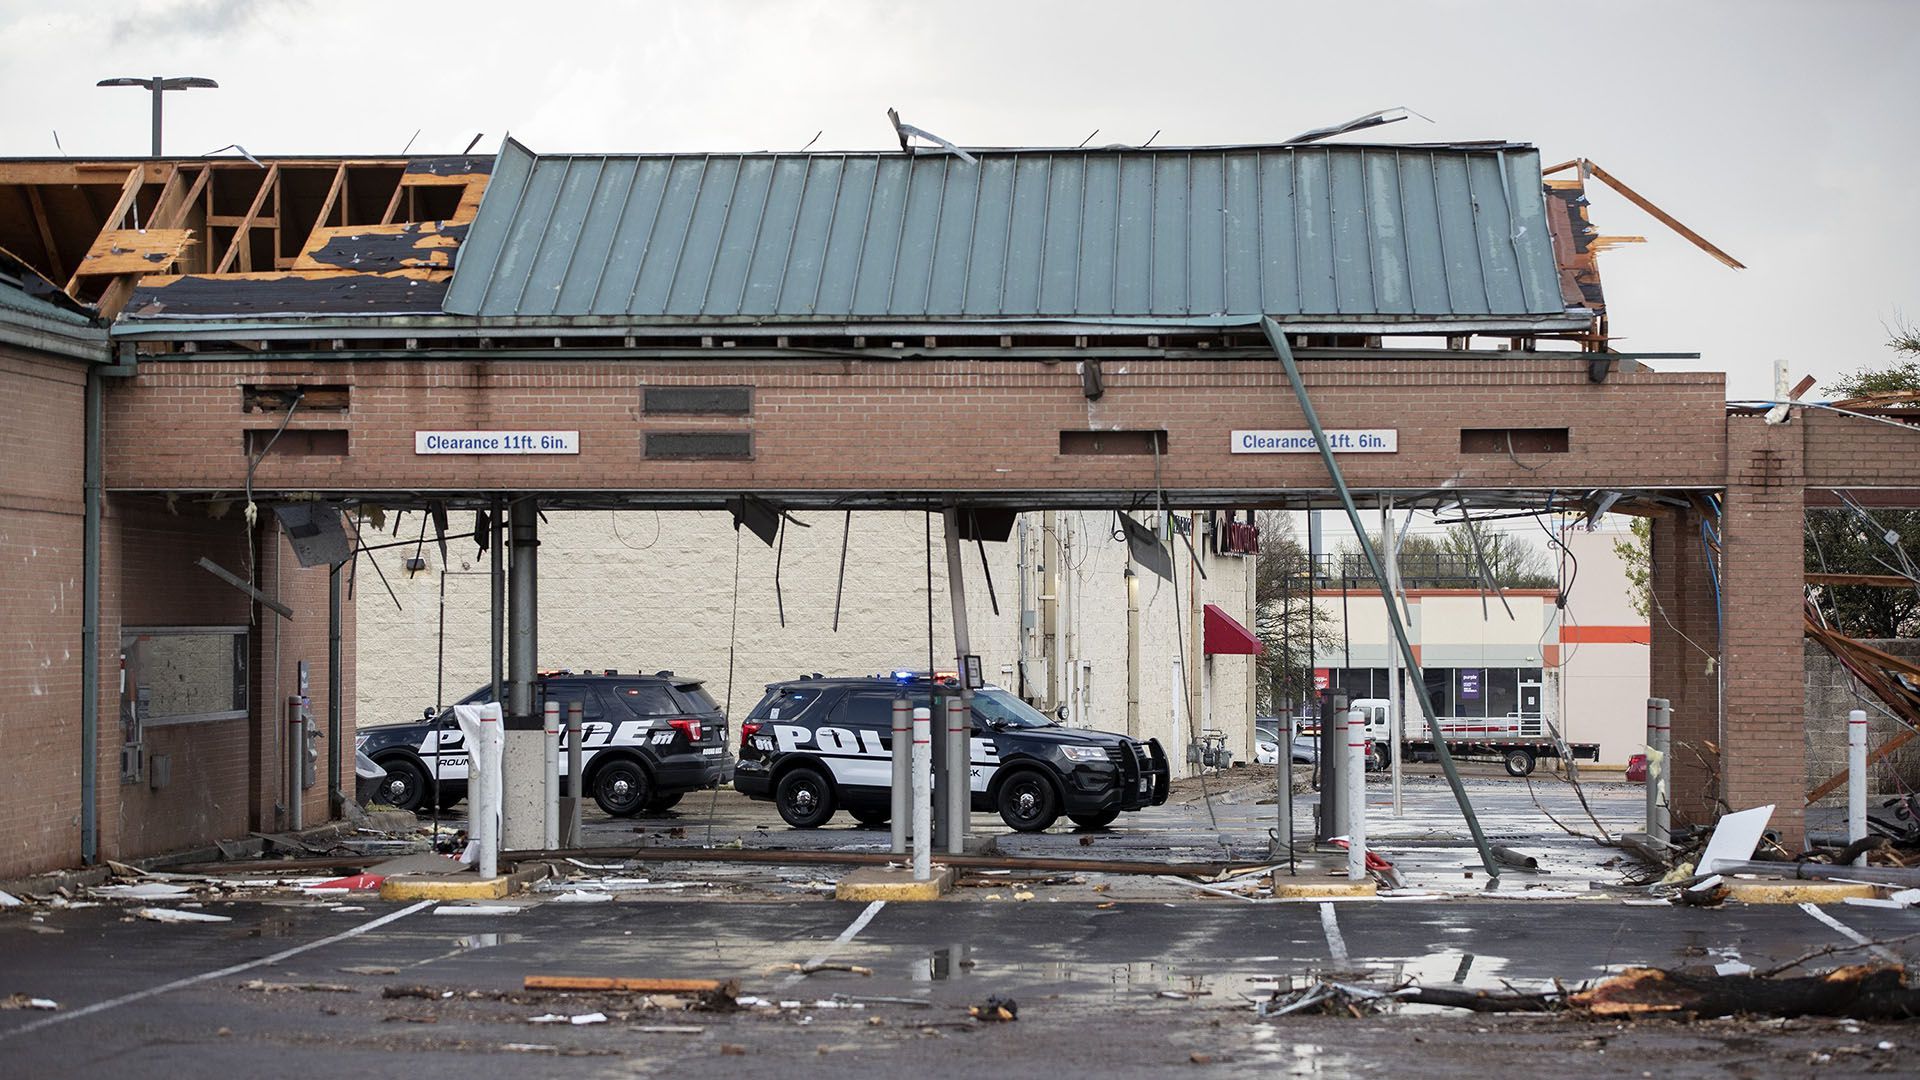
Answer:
[1261,317,1501,878]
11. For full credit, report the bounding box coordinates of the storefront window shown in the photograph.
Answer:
[1486,668,1519,719]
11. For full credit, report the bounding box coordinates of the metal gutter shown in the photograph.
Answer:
[1261,315,1502,878]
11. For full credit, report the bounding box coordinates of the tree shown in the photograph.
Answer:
[1252,511,1335,716]
[1615,517,1651,619]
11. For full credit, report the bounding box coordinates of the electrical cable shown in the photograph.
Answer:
[608,510,661,551]
[707,527,742,851]
[241,390,303,593]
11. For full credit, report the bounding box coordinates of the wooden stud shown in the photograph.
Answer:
[214,163,279,275]
[66,167,145,295]
[304,163,349,253]
[379,174,405,225]
[23,186,64,282]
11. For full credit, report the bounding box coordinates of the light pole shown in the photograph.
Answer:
[96,76,218,157]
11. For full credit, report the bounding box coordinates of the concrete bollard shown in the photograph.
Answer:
[455,702,504,878]
[891,698,910,856]
[947,696,969,854]
[1347,706,1367,881]
[543,701,560,850]
[1849,709,1868,866]
[1653,698,1671,848]
[912,705,932,881]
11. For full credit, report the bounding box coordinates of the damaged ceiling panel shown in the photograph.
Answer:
[445,137,1581,332]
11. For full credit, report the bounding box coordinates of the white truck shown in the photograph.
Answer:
[1315,697,1599,777]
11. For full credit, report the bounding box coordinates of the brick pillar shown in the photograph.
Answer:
[1719,416,1808,847]
[1651,506,1721,826]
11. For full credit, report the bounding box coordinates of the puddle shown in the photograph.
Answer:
[1245,1030,1373,1076]
[454,932,520,951]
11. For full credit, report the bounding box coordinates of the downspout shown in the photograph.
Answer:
[1261,316,1501,877]
[80,364,102,866]
[327,562,343,818]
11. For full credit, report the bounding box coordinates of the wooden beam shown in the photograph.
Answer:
[1582,159,1746,271]
[1807,572,1917,589]
[73,229,196,275]
[378,174,406,225]
[23,186,64,282]
[303,162,348,255]
[214,163,279,275]
[66,167,146,295]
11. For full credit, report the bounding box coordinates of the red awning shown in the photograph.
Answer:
[1203,603,1263,656]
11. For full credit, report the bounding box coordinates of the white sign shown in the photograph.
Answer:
[1230,429,1397,454]
[415,430,580,455]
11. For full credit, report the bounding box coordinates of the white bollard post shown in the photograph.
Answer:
[1849,709,1869,866]
[891,698,910,856]
[455,702,504,878]
[1653,698,1671,848]
[1644,698,1660,836]
[912,705,932,882]
[1346,705,1367,881]
[542,701,560,850]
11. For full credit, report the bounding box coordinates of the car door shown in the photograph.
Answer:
[820,691,898,794]
[539,680,610,773]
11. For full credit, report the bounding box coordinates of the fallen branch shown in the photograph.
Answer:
[770,962,873,977]
[1757,931,1920,978]
[1572,964,1920,1020]
[523,975,738,995]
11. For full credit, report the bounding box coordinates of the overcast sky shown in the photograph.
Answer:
[2,0,1915,400]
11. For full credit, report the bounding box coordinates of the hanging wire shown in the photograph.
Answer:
[707,527,743,850]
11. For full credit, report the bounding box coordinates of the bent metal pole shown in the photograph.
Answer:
[891,697,910,856]
[941,506,975,854]
[1262,316,1501,877]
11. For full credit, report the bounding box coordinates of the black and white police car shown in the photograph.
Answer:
[356,670,732,817]
[733,671,1169,832]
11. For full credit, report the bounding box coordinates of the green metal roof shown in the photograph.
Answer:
[445,138,1583,331]
[0,252,109,362]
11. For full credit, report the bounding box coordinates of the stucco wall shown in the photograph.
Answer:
[356,509,1255,777]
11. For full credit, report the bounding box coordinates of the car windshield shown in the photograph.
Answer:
[971,688,1055,729]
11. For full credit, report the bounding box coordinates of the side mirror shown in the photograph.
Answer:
[1055,705,1069,722]
[423,707,436,721]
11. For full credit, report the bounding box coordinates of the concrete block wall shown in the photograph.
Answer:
[1804,639,1920,807]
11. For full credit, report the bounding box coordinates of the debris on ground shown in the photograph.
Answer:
[968,996,1018,1022]
[134,907,233,924]
[239,979,354,994]
[771,962,873,977]
[1,994,58,1011]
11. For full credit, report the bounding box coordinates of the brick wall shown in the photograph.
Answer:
[103,357,1731,497]
[96,498,352,862]
[0,348,87,879]
[1650,506,1722,826]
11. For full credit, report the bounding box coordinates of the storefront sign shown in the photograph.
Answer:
[415,431,580,455]
[1458,669,1482,700]
[1231,429,1397,454]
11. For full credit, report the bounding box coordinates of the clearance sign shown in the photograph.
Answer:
[415,430,580,455]
[1231,429,1397,453]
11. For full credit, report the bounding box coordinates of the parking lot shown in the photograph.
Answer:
[6,770,1916,1077]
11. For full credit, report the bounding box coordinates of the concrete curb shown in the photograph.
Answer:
[1722,880,1881,905]
[835,865,955,901]
[1269,875,1378,899]
[380,875,512,901]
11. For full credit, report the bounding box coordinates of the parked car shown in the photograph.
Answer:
[356,670,732,816]
[733,672,1169,832]
[1254,718,1319,766]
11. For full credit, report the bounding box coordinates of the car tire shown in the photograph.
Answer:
[996,770,1060,833]
[850,808,890,828]
[775,766,836,829]
[642,793,683,814]
[591,758,652,817]
[436,791,463,812]
[1068,808,1119,830]
[1504,749,1537,777]
[372,756,429,813]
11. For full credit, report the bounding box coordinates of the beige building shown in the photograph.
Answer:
[357,509,1259,777]
[1306,519,1650,764]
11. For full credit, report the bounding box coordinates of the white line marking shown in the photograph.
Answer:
[1800,901,1900,963]
[0,900,434,1043]
[1319,901,1350,967]
[781,900,886,987]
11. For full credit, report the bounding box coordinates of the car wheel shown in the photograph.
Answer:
[436,791,463,812]
[1369,748,1388,772]
[775,766,836,829]
[592,759,652,817]
[996,770,1060,833]
[373,756,429,813]
[850,808,890,828]
[642,792,683,814]
[1504,749,1537,777]
[1068,808,1119,830]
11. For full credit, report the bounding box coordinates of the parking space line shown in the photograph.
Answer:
[1799,901,1899,963]
[0,900,434,1043]
[1319,901,1350,966]
[781,900,886,987]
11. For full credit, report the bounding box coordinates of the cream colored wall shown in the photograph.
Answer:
[356,509,1254,777]
[1416,594,1552,649]
[1556,524,1651,764]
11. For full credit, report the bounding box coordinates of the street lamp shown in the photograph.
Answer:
[96,76,219,157]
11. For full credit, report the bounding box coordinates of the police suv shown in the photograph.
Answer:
[356,670,732,817]
[733,672,1169,832]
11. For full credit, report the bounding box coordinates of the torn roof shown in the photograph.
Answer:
[442,137,1582,332]
[0,140,1614,342]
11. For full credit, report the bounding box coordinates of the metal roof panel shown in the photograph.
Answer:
[444,137,1584,327]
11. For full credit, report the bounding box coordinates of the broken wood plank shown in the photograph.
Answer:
[1808,572,1917,588]
[66,167,146,294]
[72,228,196,276]
[1582,159,1746,271]
[523,975,736,994]
[1571,964,1920,1020]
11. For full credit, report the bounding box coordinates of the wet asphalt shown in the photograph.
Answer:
[3,771,1917,1078]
